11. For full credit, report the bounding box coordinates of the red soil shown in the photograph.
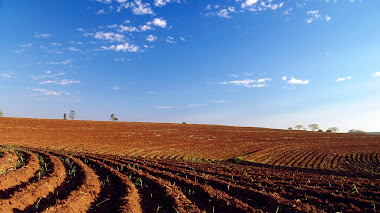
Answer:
[0,117,379,212]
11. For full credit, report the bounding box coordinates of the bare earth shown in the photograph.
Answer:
[0,117,379,212]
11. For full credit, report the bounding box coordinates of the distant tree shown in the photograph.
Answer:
[328,127,339,133]
[110,114,118,121]
[318,129,323,132]
[182,122,187,124]
[308,124,319,131]
[326,129,332,133]
[294,125,304,130]
[63,113,67,120]
[0,109,3,117]
[288,127,293,130]
[69,110,75,120]
[348,129,365,134]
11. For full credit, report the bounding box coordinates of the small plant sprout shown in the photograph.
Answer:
[275,206,280,213]
[352,185,359,194]
[156,205,161,213]
[172,206,180,213]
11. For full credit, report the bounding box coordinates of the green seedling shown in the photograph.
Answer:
[156,205,161,213]
[35,198,42,210]
[172,206,180,213]
[275,206,280,213]
[352,185,359,194]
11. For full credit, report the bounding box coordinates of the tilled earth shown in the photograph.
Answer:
[0,117,379,212]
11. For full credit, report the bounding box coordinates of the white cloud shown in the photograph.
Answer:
[118,25,139,32]
[38,80,56,84]
[0,72,15,79]
[67,47,80,51]
[140,22,153,31]
[130,0,154,15]
[94,31,126,42]
[96,9,107,14]
[231,74,239,78]
[179,37,186,42]
[102,43,139,52]
[209,100,227,104]
[14,43,32,53]
[336,76,352,82]
[32,71,65,80]
[32,88,69,96]
[218,78,271,88]
[166,36,175,43]
[188,104,207,108]
[146,91,157,94]
[152,18,167,28]
[372,72,380,77]
[157,106,174,109]
[112,85,121,90]
[39,79,80,85]
[242,0,259,8]
[46,59,72,65]
[154,0,170,7]
[257,78,271,83]
[57,79,81,85]
[146,35,157,42]
[287,77,310,85]
[216,9,231,18]
[282,76,287,81]
[305,10,330,24]
[34,33,52,38]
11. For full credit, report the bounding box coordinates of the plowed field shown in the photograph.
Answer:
[0,117,379,212]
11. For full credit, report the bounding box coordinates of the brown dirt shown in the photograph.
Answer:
[0,117,379,212]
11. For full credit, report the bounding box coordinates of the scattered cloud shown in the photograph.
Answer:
[157,106,174,109]
[94,31,126,42]
[166,36,175,43]
[96,9,107,14]
[0,72,15,79]
[67,47,80,51]
[146,91,157,94]
[102,43,139,52]
[152,18,167,28]
[188,104,207,108]
[46,59,72,65]
[179,37,186,42]
[32,71,65,80]
[14,43,32,53]
[242,0,259,8]
[282,76,287,81]
[112,85,121,90]
[372,72,380,77]
[34,33,52,38]
[146,35,157,42]
[286,77,310,85]
[208,100,228,104]
[231,74,239,78]
[39,79,80,85]
[154,0,170,7]
[130,0,154,15]
[31,88,70,96]
[218,78,271,88]
[305,10,330,24]
[336,76,352,82]
[216,9,231,18]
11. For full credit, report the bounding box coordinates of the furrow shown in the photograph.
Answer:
[43,155,101,213]
[0,152,66,212]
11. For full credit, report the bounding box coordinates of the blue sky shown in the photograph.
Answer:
[1,0,379,132]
